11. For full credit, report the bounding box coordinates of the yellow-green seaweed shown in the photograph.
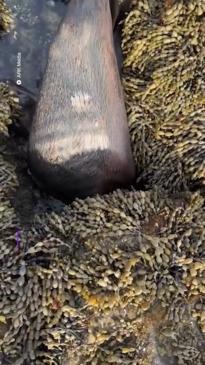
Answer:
[0,0,14,35]
[122,0,205,193]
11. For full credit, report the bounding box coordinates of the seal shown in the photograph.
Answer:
[28,0,135,201]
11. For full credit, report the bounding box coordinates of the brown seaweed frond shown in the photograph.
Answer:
[122,0,205,193]
[0,0,14,35]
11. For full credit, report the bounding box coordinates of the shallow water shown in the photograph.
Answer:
[1,0,66,95]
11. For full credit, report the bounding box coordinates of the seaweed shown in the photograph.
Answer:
[0,0,205,364]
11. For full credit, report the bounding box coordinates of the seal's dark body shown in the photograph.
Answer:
[29,0,135,201]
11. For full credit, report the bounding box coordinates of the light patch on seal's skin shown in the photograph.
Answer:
[71,92,92,113]
[34,125,110,164]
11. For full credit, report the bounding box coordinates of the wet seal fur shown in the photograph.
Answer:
[29,0,135,201]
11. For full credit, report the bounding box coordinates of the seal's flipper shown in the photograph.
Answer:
[110,0,131,29]
[110,0,120,27]
[111,0,132,73]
